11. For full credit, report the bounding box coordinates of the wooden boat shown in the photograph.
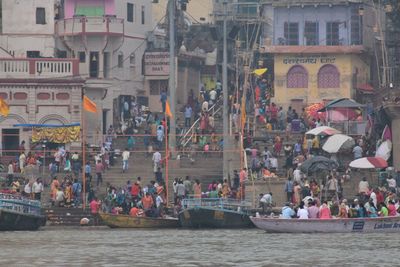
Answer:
[0,193,46,231]
[250,216,400,233]
[179,198,254,228]
[99,213,179,228]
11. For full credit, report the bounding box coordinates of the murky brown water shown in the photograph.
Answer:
[1,228,399,266]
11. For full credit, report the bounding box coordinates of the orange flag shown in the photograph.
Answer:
[83,95,97,113]
[165,101,173,118]
[0,98,9,116]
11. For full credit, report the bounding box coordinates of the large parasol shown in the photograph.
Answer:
[299,156,339,175]
[349,157,388,169]
[322,134,355,153]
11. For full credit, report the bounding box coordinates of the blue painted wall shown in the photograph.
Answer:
[273,5,360,46]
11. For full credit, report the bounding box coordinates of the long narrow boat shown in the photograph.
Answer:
[179,198,254,228]
[250,216,400,233]
[99,213,179,228]
[0,193,46,231]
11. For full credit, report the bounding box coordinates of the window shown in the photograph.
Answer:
[57,50,67,58]
[127,3,134,22]
[150,80,168,95]
[27,51,40,58]
[141,6,145,25]
[118,52,124,68]
[78,52,86,63]
[284,22,299,45]
[304,21,319,45]
[287,65,308,88]
[318,64,340,88]
[350,6,362,45]
[130,53,135,65]
[326,22,340,45]
[36,7,46,24]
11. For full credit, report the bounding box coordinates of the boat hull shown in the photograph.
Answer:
[0,209,46,231]
[179,207,253,228]
[251,216,400,233]
[99,213,179,228]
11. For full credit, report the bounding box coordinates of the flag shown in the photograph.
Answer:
[382,124,392,141]
[165,100,173,118]
[241,95,246,127]
[83,95,97,113]
[0,98,9,116]
[252,68,268,76]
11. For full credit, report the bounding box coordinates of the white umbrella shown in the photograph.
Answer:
[306,126,341,136]
[322,134,355,153]
[349,157,388,169]
[375,140,392,161]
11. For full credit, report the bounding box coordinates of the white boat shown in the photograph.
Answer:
[250,216,400,233]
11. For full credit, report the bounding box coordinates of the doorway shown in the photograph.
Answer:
[2,129,19,156]
[89,51,99,78]
[103,52,110,78]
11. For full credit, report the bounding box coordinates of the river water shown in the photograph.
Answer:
[1,228,399,267]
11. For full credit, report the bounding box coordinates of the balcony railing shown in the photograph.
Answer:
[0,58,79,78]
[56,16,124,36]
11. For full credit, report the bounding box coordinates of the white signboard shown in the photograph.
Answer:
[144,52,169,76]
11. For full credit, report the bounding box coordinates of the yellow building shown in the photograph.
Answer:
[263,46,370,110]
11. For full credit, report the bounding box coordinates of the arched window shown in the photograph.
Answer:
[287,65,308,88]
[318,64,340,88]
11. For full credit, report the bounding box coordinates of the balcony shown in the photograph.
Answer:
[0,58,79,79]
[56,16,124,37]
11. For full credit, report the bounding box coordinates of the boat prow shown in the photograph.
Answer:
[99,213,179,228]
[250,216,400,233]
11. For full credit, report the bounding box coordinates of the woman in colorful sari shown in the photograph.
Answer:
[64,182,72,208]
[50,177,60,205]
[193,179,202,199]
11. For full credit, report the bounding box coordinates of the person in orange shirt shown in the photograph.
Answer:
[130,206,139,217]
[50,177,60,205]
[142,192,154,211]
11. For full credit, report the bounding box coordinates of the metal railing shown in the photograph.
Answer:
[178,97,223,149]
[181,197,251,210]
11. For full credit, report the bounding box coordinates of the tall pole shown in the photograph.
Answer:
[168,0,176,157]
[222,2,230,179]
[81,100,86,210]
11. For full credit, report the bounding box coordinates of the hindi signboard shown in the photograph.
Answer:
[144,52,169,76]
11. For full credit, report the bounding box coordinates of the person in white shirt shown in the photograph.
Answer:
[32,178,44,200]
[209,89,217,105]
[24,180,32,198]
[293,167,304,184]
[152,151,162,173]
[122,148,130,173]
[386,176,397,193]
[155,192,164,217]
[55,188,65,207]
[259,192,273,214]
[297,201,309,219]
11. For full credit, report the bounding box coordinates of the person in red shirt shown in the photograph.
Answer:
[129,206,139,217]
[89,197,101,226]
[376,189,384,205]
[130,182,141,200]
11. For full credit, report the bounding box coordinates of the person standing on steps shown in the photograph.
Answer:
[122,148,130,173]
[184,104,193,128]
[95,160,104,187]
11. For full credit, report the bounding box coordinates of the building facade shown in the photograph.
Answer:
[0,0,153,147]
[260,0,379,109]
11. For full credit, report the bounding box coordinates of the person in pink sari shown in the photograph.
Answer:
[319,201,332,219]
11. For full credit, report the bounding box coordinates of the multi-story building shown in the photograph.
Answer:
[56,0,152,140]
[0,0,153,151]
[260,0,381,111]
[0,0,83,154]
